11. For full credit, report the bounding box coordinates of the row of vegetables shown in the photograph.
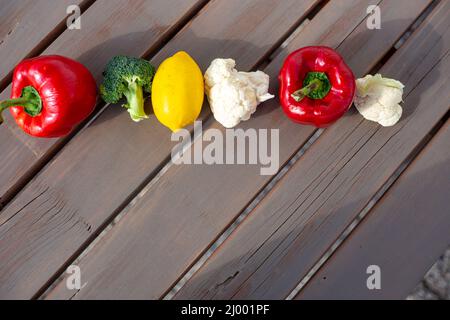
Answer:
[0,46,404,138]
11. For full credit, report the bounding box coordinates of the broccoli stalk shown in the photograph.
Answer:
[122,77,146,122]
[100,56,156,122]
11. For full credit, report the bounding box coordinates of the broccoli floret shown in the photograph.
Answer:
[100,55,156,122]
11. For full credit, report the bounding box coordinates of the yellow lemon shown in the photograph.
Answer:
[151,51,204,132]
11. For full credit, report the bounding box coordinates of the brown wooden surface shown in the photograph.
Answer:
[297,119,450,299]
[0,0,206,207]
[45,0,432,300]
[0,0,208,299]
[174,0,448,299]
[0,0,321,299]
[0,0,87,91]
[0,0,447,300]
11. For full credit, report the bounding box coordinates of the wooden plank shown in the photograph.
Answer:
[1,0,320,300]
[297,120,450,300]
[0,0,86,90]
[175,0,449,299]
[0,0,209,299]
[45,0,429,300]
[0,0,206,206]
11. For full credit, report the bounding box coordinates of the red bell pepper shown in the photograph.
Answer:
[279,46,355,127]
[0,55,97,137]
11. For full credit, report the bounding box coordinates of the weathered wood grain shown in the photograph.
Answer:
[1,0,321,299]
[45,0,431,300]
[297,119,450,300]
[0,0,209,298]
[175,0,449,299]
[0,0,206,206]
[0,0,87,91]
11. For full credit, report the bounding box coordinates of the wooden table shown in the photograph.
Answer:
[0,0,448,300]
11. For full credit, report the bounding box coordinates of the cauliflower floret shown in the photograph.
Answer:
[205,59,235,89]
[237,71,274,103]
[205,58,274,128]
[354,74,404,127]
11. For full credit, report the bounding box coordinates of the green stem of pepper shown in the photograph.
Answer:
[0,86,42,125]
[291,72,332,102]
